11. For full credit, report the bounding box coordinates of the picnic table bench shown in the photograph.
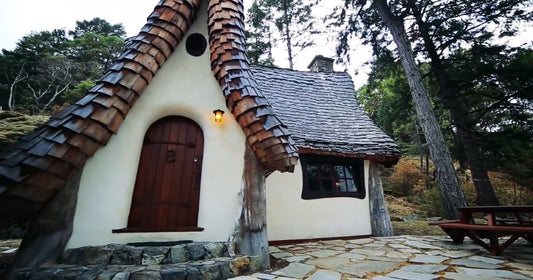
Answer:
[430,206,533,255]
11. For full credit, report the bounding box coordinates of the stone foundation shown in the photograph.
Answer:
[12,242,262,280]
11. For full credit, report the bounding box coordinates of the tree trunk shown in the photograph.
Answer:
[408,1,500,206]
[235,144,270,269]
[369,162,394,236]
[8,65,28,111]
[10,169,82,270]
[284,19,294,69]
[373,0,467,219]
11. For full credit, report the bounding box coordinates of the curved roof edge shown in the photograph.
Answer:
[0,0,299,226]
[207,0,299,174]
[0,0,203,225]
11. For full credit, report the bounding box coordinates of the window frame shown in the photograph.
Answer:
[300,154,365,200]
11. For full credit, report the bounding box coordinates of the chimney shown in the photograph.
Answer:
[307,55,335,72]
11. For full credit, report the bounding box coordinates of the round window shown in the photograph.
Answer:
[186,33,207,57]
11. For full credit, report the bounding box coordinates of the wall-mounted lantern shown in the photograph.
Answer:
[213,109,224,123]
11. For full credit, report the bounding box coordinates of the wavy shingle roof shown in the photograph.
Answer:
[251,65,401,164]
[0,0,298,226]
[208,0,298,173]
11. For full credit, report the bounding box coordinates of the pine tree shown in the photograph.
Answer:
[245,0,320,69]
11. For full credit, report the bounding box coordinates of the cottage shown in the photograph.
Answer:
[0,0,399,268]
[253,61,400,241]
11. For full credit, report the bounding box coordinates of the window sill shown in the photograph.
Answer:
[112,227,204,233]
[302,192,365,200]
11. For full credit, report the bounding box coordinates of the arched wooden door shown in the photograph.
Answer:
[127,116,204,231]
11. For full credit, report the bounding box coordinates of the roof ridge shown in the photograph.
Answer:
[250,64,350,75]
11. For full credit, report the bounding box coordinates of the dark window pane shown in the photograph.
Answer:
[337,180,347,192]
[321,165,333,177]
[309,179,321,191]
[334,165,345,178]
[347,180,357,192]
[345,165,355,179]
[306,164,319,178]
[301,155,365,200]
[322,179,333,191]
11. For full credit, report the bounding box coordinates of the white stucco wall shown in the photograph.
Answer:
[66,4,374,249]
[266,160,371,241]
[67,6,247,248]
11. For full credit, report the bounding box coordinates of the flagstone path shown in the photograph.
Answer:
[2,235,533,279]
[234,235,533,280]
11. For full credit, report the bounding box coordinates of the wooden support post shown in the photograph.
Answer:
[369,162,394,237]
[235,144,270,269]
[11,170,82,269]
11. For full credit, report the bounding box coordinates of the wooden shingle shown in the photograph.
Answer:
[24,172,64,191]
[0,0,298,228]
[207,0,299,173]
[0,0,203,225]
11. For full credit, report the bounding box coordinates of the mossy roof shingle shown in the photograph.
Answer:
[251,65,400,164]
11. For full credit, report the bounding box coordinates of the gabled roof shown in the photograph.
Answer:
[0,0,298,226]
[251,65,401,164]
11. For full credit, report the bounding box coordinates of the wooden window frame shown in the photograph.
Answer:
[300,154,365,200]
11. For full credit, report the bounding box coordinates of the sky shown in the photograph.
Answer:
[0,0,156,50]
[1,1,531,88]
[0,0,371,86]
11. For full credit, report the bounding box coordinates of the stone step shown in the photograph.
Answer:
[61,241,231,265]
[14,256,261,280]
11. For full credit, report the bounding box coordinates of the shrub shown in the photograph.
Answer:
[0,111,49,152]
[383,157,533,218]
[457,170,533,206]
[490,171,533,205]
[385,158,429,197]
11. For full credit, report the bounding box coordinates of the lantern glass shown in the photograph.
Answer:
[213,109,224,122]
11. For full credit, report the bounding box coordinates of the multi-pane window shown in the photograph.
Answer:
[301,155,365,199]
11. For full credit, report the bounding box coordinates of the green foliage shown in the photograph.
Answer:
[0,18,125,113]
[0,53,26,110]
[65,32,125,76]
[480,128,533,187]
[416,186,446,218]
[447,46,533,130]
[69,17,126,39]
[357,51,458,158]
[60,79,96,106]
[245,1,275,66]
[1,30,71,112]
[349,2,533,186]
[444,46,533,184]
[245,0,320,69]
[357,52,416,147]
[10,29,68,61]
[335,0,532,64]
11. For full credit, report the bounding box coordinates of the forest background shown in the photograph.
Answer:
[1,0,533,220]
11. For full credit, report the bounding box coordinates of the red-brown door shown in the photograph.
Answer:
[127,116,204,230]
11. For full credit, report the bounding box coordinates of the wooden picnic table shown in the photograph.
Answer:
[432,205,533,255]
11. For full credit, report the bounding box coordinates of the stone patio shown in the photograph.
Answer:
[236,235,533,280]
[2,235,533,279]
